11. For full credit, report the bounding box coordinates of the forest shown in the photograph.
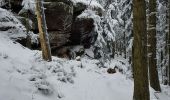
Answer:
[0,0,170,100]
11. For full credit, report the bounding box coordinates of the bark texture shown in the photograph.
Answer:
[168,0,170,86]
[133,0,150,100]
[148,0,161,91]
[36,0,52,61]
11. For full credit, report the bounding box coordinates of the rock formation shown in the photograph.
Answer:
[2,0,103,58]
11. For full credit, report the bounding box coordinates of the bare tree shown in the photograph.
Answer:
[36,0,52,61]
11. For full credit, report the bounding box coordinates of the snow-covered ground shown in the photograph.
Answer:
[0,31,170,100]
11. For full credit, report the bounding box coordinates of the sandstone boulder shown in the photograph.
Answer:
[71,18,95,48]
[14,0,102,58]
[10,0,23,13]
[44,1,73,48]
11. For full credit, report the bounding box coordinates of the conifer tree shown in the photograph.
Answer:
[133,0,150,99]
[148,0,161,91]
[168,0,170,86]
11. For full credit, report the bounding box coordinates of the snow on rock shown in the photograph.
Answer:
[78,9,99,19]
[71,0,103,10]
[0,0,5,7]
[18,0,35,16]
[21,0,35,12]
[0,8,27,39]
[78,9,105,48]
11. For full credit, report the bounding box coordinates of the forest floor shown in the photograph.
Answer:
[0,32,170,100]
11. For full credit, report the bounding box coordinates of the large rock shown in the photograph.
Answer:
[0,8,26,39]
[1,0,22,13]
[10,0,23,5]
[44,2,73,48]
[10,0,23,13]
[17,0,74,51]
[73,1,103,17]
[69,1,103,48]
[71,18,95,48]
[45,0,73,5]
[49,31,70,47]
[73,2,87,18]
[15,0,101,57]
[44,2,73,31]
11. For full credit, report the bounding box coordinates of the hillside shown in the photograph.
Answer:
[0,0,170,100]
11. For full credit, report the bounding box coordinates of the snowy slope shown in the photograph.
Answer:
[0,8,27,39]
[0,32,35,100]
[0,31,170,100]
[0,31,77,100]
[0,31,133,100]
[61,68,133,100]
[0,0,170,100]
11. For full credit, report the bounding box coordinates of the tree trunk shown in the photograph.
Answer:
[123,20,126,59]
[133,0,150,99]
[111,42,115,58]
[168,0,170,86]
[36,0,52,61]
[148,0,161,91]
